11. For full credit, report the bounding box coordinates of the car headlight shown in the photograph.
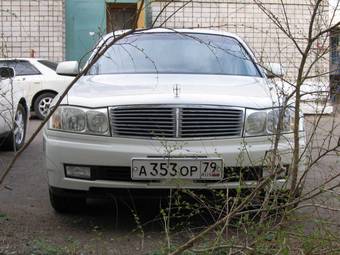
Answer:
[49,106,110,136]
[266,109,279,133]
[245,110,267,136]
[87,110,109,133]
[62,107,86,132]
[267,108,294,133]
[245,108,295,136]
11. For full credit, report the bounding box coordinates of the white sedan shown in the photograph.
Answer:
[44,29,305,213]
[0,67,29,151]
[0,58,73,119]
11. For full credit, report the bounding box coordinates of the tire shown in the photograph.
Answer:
[3,104,27,151]
[33,92,56,119]
[49,188,86,213]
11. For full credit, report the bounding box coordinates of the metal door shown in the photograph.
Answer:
[66,0,106,62]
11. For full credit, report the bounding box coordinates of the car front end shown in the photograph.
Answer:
[43,29,305,211]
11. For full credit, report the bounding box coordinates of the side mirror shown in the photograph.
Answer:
[266,63,285,79]
[0,67,15,79]
[56,61,79,76]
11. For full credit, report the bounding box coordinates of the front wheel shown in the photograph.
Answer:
[3,104,27,151]
[33,92,56,119]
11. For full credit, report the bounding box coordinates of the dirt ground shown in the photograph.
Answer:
[0,108,339,255]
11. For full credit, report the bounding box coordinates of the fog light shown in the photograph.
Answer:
[65,165,91,179]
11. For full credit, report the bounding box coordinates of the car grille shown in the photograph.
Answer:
[110,105,243,139]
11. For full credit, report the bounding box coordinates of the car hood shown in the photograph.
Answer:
[64,74,275,108]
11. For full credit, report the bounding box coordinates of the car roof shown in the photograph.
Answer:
[0,58,52,62]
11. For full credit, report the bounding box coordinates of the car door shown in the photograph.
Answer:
[0,74,14,135]
[0,60,43,108]
[0,66,24,136]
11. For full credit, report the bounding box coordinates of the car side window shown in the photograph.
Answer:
[0,60,41,76]
[37,60,58,71]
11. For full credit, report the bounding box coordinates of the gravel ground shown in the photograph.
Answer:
[0,108,339,254]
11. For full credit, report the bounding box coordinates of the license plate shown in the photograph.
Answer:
[131,158,223,180]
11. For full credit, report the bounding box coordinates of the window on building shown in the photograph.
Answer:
[331,35,339,65]
[106,3,137,33]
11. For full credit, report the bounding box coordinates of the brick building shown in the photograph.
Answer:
[0,0,329,78]
[0,0,64,61]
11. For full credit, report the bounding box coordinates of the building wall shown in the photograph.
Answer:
[0,0,329,79]
[0,0,64,62]
[65,0,141,62]
[150,0,329,79]
[0,0,141,62]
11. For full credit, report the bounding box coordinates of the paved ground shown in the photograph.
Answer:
[298,107,340,235]
[0,120,166,255]
[0,109,339,254]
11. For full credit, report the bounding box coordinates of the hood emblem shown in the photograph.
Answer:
[173,84,181,98]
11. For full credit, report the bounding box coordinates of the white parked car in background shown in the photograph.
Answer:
[0,67,28,151]
[44,29,305,213]
[0,58,73,119]
[268,75,334,115]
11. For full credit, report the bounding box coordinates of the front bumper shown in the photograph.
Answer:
[44,129,305,191]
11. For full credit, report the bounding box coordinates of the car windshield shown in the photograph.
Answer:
[88,33,261,76]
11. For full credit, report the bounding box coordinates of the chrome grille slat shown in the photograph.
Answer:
[182,114,242,117]
[181,132,240,137]
[117,132,174,137]
[113,118,173,121]
[182,117,242,120]
[114,124,173,127]
[114,109,172,111]
[182,124,242,128]
[114,126,174,130]
[110,105,243,139]
[114,113,172,116]
[113,122,173,125]
[181,128,242,132]
[117,128,174,132]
